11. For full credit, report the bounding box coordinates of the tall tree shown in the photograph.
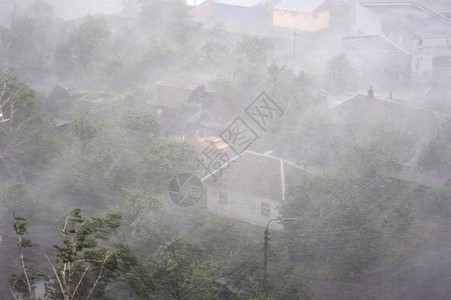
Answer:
[9,209,152,300]
[0,68,56,180]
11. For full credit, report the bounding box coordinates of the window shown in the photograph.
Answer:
[219,191,228,205]
[261,202,270,217]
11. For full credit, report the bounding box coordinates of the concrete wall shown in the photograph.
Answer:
[354,4,382,36]
[273,9,329,31]
[206,187,282,229]
[347,48,411,85]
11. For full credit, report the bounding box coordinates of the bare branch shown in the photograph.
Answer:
[2,83,28,109]
[86,250,114,300]
[73,265,90,297]
[9,286,20,300]
[9,276,21,300]
[44,253,66,299]
[12,213,33,298]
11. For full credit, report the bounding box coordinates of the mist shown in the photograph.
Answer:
[1,0,451,299]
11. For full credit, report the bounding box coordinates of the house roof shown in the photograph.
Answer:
[360,2,451,38]
[343,35,408,56]
[202,151,312,201]
[150,74,205,108]
[214,0,265,8]
[274,0,326,14]
[329,94,443,161]
[158,108,199,136]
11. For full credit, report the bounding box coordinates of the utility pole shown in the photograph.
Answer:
[292,26,297,73]
[263,217,296,295]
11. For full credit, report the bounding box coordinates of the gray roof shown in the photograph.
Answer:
[202,150,312,201]
[214,0,265,8]
[361,2,451,38]
[150,74,205,108]
[343,35,408,56]
[274,0,326,13]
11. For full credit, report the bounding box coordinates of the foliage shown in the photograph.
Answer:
[139,141,199,194]
[419,119,451,173]
[55,15,111,81]
[122,109,161,142]
[325,53,358,94]
[0,14,53,80]
[152,239,222,299]
[423,187,451,218]
[0,68,57,179]
[281,132,416,276]
[236,35,272,65]
[9,209,152,300]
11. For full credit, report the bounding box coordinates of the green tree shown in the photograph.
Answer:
[325,53,358,94]
[139,141,199,194]
[419,119,451,172]
[9,209,152,300]
[55,15,111,80]
[0,68,57,180]
[236,35,272,65]
[152,239,222,299]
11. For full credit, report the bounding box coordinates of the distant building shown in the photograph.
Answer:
[273,0,330,31]
[203,151,311,229]
[213,0,268,22]
[328,93,443,168]
[186,0,213,21]
[352,2,451,82]
[343,35,411,84]
[149,74,208,110]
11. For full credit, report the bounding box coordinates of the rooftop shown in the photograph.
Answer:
[361,2,451,38]
[274,0,326,13]
[214,0,265,8]
[343,35,408,56]
[202,150,312,201]
[150,74,205,108]
[330,94,443,149]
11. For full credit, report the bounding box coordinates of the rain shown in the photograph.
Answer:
[1,0,451,299]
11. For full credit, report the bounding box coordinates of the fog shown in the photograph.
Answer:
[1,0,451,299]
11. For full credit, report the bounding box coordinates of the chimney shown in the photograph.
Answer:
[367,86,374,99]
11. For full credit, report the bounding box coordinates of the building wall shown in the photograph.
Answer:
[206,187,282,229]
[354,4,382,36]
[381,21,416,54]
[411,38,451,81]
[347,50,411,85]
[355,4,451,82]
[273,9,329,31]
[189,1,213,21]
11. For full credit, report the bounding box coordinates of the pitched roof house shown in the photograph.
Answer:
[150,74,207,109]
[273,0,330,31]
[186,0,213,21]
[328,93,444,169]
[202,151,312,228]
